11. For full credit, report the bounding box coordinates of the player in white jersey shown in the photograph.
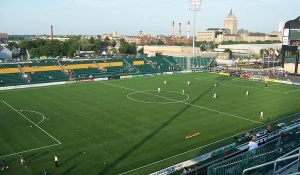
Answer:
[213,93,217,99]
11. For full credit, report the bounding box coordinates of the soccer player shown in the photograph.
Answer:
[19,153,26,165]
[164,80,166,85]
[182,89,185,95]
[213,93,217,99]
[187,81,190,86]
[158,88,161,93]
[260,111,264,119]
[246,90,249,97]
[54,156,58,167]
[265,83,268,88]
[214,83,217,88]
[1,156,8,170]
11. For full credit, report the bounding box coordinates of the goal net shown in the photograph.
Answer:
[249,75,269,81]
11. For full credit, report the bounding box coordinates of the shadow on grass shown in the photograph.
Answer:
[61,152,82,166]
[97,79,222,175]
[28,151,49,162]
[61,163,79,175]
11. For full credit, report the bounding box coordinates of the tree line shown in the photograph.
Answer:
[5,36,282,58]
[7,36,138,58]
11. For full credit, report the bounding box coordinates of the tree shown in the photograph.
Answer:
[29,48,39,57]
[111,40,117,47]
[104,36,110,42]
[78,38,93,51]
[224,48,233,58]
[7,42,19,48]
[138,47,144,54]
[89,37,95,44]
[156,40,165,45]
[200,45,206,51]
[110,47,118,55]
[118,41,137,54]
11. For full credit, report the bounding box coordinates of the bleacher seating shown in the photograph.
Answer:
[0,63,21,74]
[0,73,25,85]
[146,57,172,72]
[28,71,68,83]
[123,58,154,74]
[174,57,188,70]
[0,56,214,86]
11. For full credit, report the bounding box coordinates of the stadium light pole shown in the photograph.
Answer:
[189,0,201,69]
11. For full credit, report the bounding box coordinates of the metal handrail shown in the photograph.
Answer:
[242,153,300,175]
[274,148,300,174]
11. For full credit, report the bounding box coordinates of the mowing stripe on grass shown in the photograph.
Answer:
[119,112,300,174]
[2,100,61,144]
[102,82,263,124]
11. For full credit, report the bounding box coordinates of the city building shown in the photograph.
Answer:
[144,45,229,58]
[123,30,192,45]
[217,43,282,55]
[0,32,8,40]
[224,9,238,34]
[197,28,230,42]
[196,10,282,44]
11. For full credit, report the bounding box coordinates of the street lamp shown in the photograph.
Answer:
[189,0,201,70]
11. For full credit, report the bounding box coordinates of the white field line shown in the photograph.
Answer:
[195,78,288,93]
[120,112,300,175]
[119,135,233,174]
[127,90,190,104]
[284,88,300,93]
[2,100,61,144]
[200,77,300,93]
[102,82,263,125]
[4,143,61,157]
[19,110,45,125]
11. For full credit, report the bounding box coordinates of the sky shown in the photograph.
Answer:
[0,0,299,36]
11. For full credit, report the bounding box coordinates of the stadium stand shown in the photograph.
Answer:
[27,71,68,83]
[124,58,154,74]
[0,56,213,86]
[181,115,300,175]
[0,73,25,85]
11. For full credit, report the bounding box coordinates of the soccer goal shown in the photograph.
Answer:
[249,75,269,81]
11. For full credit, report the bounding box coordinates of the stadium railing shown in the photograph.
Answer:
[180,122,300,175]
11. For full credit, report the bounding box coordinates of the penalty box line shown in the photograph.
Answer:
[4,143,61,158]
[101,82,263,124]
[2,100,61,156]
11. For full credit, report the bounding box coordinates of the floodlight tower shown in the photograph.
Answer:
[189,0,201,70]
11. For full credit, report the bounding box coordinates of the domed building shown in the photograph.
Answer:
[224,9,238,34]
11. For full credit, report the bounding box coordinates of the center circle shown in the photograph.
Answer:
[127,90,189,104]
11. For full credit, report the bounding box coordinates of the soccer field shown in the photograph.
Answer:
[0,73,299,175]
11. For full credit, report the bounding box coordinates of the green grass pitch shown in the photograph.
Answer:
[0,73,299,175]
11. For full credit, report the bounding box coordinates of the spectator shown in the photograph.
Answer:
[248,137,258,152]
[267,124,272,133]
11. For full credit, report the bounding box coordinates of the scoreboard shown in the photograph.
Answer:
[283,22,300,46]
